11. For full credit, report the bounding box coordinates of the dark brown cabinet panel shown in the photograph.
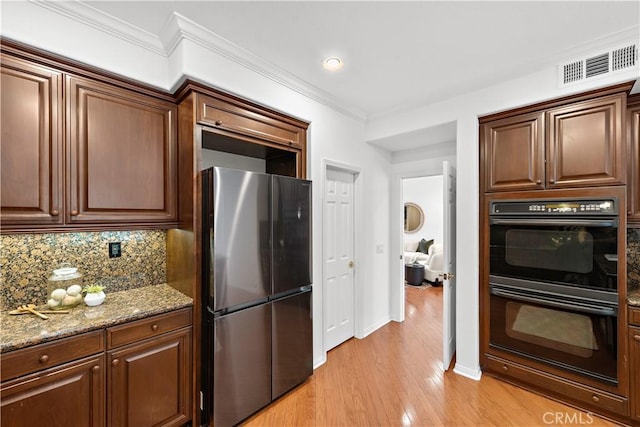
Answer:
[107,327,191,427]
[0,55,63,227]
[0,355,105,427]
[66,76,177,224]
[627,98,640,224]
[630,325,640,421]
[481,88,628,193]
[546,94,625,189]
[197,93,304,149]
[481,112,545,192]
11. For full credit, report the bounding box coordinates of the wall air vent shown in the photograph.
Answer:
[585,53,609,78]
[563,60,584,84]
[559,43,638,87]
[612,44,638,71]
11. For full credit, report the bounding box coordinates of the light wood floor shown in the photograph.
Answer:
[244,285,620,426]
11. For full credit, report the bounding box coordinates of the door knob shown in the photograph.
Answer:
[443,273,455,280]
[348,260,354,268]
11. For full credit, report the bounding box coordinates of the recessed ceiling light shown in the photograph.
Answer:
[323,57,343,71]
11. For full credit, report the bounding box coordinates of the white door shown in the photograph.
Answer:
[324,167,355,350]
[442,160,457,371]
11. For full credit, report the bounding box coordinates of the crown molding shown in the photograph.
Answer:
[32,0,166,56]
[32,1,366,122]
[162,12,366,121]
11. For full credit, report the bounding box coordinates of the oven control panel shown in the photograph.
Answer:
[491,200,617,215]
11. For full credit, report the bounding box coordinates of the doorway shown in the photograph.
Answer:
[394,161,456,371]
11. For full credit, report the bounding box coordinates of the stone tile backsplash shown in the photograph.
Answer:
[0,230,166,310]
[627,228,640,291]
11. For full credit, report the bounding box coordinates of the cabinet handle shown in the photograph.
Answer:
[535,180,542,185]
[592,395,600,403]
[214,120,222,126]
[92,365,100,373]
[634,335,640,342]
[112,359,119,366]
[39,354,49,364]
[629,210,633,216]
[502,365,508,371]
[51,209,59,216]
[70,210,79,216]
[549,179,555,184]
[151,324,159,332]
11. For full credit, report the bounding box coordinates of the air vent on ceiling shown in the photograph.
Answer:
[560,43,638,86]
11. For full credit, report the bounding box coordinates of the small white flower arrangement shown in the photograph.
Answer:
[83,285,106,307]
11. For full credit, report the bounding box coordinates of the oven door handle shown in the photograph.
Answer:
[489,218,617,227]
[490,287,617,316]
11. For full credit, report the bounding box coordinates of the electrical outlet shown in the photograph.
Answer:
[109,242,121,258]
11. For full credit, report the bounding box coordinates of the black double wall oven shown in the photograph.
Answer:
[488,194,622,387]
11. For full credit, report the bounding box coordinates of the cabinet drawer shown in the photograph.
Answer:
[630,306,640,326]
[485,354,628,416]
[197,94,302,148]
[107,308,191,349]
[0,330,104,382]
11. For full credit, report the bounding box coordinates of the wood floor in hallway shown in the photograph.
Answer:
[244,285,620,426]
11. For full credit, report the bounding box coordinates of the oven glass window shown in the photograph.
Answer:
[490,293,617,384]
[490,224,617,291]
[505,229,593,273]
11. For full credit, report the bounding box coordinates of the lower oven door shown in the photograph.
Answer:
[489,283,618,386]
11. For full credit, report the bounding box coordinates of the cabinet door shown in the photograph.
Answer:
[108,328,191,427]
[481,112,545,192]
[0,55,63,227]
[546,94,625,189]
[627,103,640,224]
[631,326,640,421]
[0,355,105,427]
[66,76,177,225]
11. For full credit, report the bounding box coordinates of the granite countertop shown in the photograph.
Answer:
[629,288,640,307]
[0,284,192,353]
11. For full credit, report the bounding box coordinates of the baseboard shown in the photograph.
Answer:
[313,355,327,370]
[453,363,482,381]
[359,315,391,339]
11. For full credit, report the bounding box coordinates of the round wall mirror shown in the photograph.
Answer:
[404,202,424,233]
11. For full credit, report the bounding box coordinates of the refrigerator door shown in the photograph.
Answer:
[271,289,313,399]
[210,167,271,312]
[213,303,272,427]
[272,176,312,297]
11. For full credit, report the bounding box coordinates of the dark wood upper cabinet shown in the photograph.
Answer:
[480,84,630,193]
[627,96,640,224]
[481,112,545,192]
[197,93,304,150]
[66,75,177,225]
[546,93,625,189]
[0,55,63,227]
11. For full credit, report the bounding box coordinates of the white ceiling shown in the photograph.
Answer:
[81,1,639,150]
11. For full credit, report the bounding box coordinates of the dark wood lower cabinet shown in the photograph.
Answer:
[0,355,105,427]
[108,327,191,427]
[0,309,192,427]
[631,325,640,422]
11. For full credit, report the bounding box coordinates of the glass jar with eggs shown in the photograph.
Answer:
[47,266,84,310]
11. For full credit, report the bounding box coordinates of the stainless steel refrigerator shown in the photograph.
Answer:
[201,167,312,427]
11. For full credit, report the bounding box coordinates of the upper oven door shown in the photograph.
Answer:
[489,212,618,293]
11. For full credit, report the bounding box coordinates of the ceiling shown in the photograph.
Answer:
[80,1,638,150]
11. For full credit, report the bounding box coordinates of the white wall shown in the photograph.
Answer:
[403,176,443,248]
[1,1,392,368]
[369,29,639,380]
